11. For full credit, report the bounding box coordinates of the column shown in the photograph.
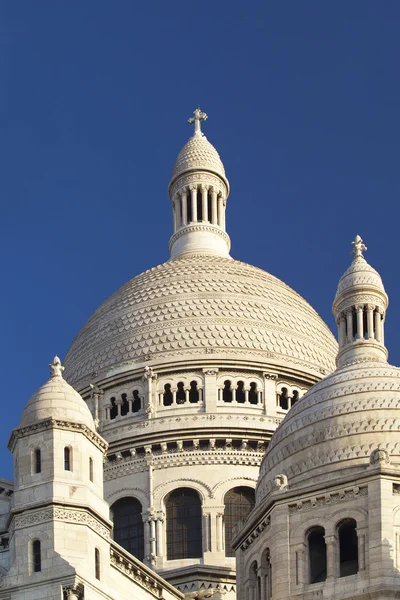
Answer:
[201,185,208,221]
[263,373,278,415]
[203,513,211,552]
[156,514,164,557]
[338,314,346,346]
[198,387,204,403]
[191,185,197,222]
[202,369,218,412]
[375,308,383,343]
[346,309,353,343]
[217,194,224,227]
[293,543,306,585]
[116,399,123,417]
[150,518,156,559]
[216,513,224,551]
[355,305,364,339]
[244,387,250,404]
[104,404,111,420]
[357,530,366,571]
[325,534,336,579]
[172,388,177,404]
[211,187,218,224]
[158,392,163,407]
[143,515,151,563]
[175,193,181,230]
[181,190,187,224]
[185,387,190,403]
[128,397,133,413]
[257,388,262,405]
[366,304,375,339]
[232,386,237,403]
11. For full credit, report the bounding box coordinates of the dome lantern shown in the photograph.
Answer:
[168,109,231,259]
[332,235,388,368]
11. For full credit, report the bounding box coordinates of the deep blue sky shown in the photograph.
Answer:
[1,2,399,479]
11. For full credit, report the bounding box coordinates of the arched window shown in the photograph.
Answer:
[207,191,212,222]
[187,192,192,222]
[110,397,117,420]
[338,519,358,577]
[292,390,299,406]
[121,393,129,416]
[308,526,327,583]
[166,488,202,560]
[112,497,144,561]
[189,381,199,403]
[261,548,272,599]
[197,189,203,221]
[249,382,258,404]
[34,448,41,474]
[278,387,289,410]
[64,447,72,471]
[132,390,141,413]
[163,383,173,406]
[236,381,245,403]
[223,380,232,402]
[224,487,255,557]
[176,382,185,404]
[89,457,94,482]
[95,548,100,580]
[248,561,259,600]
[32,539,41,572]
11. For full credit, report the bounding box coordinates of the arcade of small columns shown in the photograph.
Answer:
[336,304,385,346]
[172,184,226,232]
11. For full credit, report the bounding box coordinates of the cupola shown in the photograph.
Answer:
[332,235,388,368]
[168,108,231,259]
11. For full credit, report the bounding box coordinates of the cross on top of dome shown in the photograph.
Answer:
[351,235,367,259]
[188,108,208,135]
[49,356,64,378]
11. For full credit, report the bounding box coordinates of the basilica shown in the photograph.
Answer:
[0,110,399,599]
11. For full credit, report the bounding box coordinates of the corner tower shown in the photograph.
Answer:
[168,109,231,258]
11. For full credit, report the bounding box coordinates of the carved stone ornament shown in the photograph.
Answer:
[273,473,288,491]
[370,447,390,466]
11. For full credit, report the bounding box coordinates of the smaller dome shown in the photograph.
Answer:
[20,357,94,429]
[170,132,227,185]
[335,255,386,300]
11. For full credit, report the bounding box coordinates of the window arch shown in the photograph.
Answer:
[338,518,358,577]
[111,497,144,561]
[64,447,72,471]
[249,382,258,404]
[176,382,185,404]
[189,380,199,403]
[32,539,41,573]
[223,380,232,402]
[308,526,327,583]
[166,488,202,560]
[224,487,255,557]
[110,397,118,419]
[121,393,129,416]
[132,390,141,412]
[163,383,173,406]
[236,381,245,403]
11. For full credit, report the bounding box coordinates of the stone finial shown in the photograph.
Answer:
[188,107,208,135]
[351,235,367,259]
[49,356,64,378]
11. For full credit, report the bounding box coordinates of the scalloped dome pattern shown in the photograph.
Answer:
[257,359,400,503]
[334,256,386,301]
[20,375,94,428]
[171,134,226,183]
[64,255,337,387]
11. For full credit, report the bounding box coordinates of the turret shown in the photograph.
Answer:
[332,235,388,369]
[168,108,231,258]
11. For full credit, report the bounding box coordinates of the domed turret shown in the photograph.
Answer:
[333,235,388,368]
[168,108,231,258]
[20,356,95,429]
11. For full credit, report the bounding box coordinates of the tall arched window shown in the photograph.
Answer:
[89,457,94,482]
[163,383,173,406]
[166,488,202,560]
[112,497,144,561]
[189,380,199,403]
[64,447,72,471]
[223,380,232,402]
[261,548,272,599]
[132,390,141,412]
[176,382,185,404]
[236,381,245,403]
[338,518,358,577]
[121,393,129,416]
[224,487,255,557]
[308,526,327,583]
[32,539,41,572]
[95,548,101,580]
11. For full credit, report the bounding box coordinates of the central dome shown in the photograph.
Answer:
[64,254,337,388]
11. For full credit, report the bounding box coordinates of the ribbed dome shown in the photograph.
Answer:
[334,255,386,302]
[257,359,400,503]
[170,133,227,185]
[20,369,95,428]
[64,254,337,388]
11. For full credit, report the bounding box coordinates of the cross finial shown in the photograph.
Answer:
[188,108,208,135]
[351,234,367,259]
[49,355,64,378]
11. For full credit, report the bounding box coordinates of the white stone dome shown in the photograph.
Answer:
[334,255,386,302]
[257,358,400,503]
[170,132,228,188]
[63,254,337,388]
[20,359,94,428]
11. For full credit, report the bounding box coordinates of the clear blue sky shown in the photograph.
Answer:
[1,1,399,479]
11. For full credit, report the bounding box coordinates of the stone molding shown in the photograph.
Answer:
[11,504,111,539]
[288,485,367,514]
[8,418,108,453]
[168,224,231,252]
